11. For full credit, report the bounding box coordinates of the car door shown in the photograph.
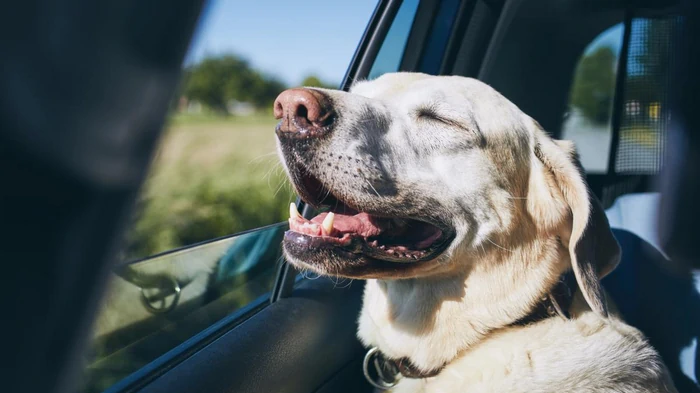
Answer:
[5,1,696,393]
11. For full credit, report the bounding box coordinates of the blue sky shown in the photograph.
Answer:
[185,1,627,86]
[585,24,623,55]
[185,0,379,86]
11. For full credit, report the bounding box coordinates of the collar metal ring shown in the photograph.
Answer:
[363,347,399,390]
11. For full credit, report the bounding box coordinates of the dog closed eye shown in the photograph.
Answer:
[415,106,481,144]
[416,107,451,124]
[416,107,470,132]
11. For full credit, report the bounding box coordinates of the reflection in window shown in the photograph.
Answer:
[561,24,624,173]
[83,225,286,393]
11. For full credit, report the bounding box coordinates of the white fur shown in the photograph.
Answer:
[279,73,677,392]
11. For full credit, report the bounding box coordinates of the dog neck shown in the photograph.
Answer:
[357,235,569,372]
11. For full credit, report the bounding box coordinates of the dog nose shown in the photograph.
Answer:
[274,88,335,137]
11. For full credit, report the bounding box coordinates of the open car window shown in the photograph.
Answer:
[80,1,379,392]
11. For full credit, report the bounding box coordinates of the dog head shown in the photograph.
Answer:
[275,72,620,316]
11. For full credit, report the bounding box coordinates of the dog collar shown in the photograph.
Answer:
[362,347,441,389]
[512,268,577,325]
[362,270,578,389]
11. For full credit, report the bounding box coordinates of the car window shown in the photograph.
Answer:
[562,17,677,176]
[80,1,378,392]
[561,24,624,174]
[615,17,678,175]
[368,0,420,80]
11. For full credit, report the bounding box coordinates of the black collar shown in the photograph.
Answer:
[362,270,578,389]
[512,268,577,326]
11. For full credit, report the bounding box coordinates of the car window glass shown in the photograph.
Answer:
[561,24,624,174]
[368,0,420,80]
[562,17,678,176]
[84,224,285,393]
[80,1,378,392]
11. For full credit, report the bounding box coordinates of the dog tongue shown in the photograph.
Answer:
[288,208,443,251]
[311,212,384,237]
[287,211,387,238]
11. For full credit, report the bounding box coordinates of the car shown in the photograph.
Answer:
[3,0,699,393]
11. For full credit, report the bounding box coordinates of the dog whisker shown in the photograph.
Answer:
[262,161,279,181]
[248,151,279,164]
[264,163,286,190]
[364,177,381,198]
[272,176,292,198]
[479,243,487,257]
[486,237,513,252]
[336,278,353,289]
[300,268,321,280]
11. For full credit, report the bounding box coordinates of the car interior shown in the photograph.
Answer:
[3,0,699,393]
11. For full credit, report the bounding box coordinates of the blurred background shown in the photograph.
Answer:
[122,0,378,261]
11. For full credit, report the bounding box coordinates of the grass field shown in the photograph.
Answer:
[123,112,296,260]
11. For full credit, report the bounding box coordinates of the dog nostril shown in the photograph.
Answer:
[275,103,284,118]
[296,104,309,121]
[273,88,335,136]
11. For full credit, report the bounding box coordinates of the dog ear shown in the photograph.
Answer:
[529,123,620,317]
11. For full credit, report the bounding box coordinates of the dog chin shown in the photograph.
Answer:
[282,241,452,280]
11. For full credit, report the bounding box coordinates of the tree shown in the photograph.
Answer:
[300,75,336,89]
[183,55,287,113]
[570,46,617,124]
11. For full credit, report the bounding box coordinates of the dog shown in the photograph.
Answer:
[274,72,677,392]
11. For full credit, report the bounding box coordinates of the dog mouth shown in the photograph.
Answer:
[284,168,452,263]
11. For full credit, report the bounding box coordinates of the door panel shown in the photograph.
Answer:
[139,278,370,393]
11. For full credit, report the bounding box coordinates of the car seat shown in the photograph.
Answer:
[604,193,700,392]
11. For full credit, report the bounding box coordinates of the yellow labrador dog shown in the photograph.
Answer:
[274,72,677,393]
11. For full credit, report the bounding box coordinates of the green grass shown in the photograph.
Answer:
[123,112,295,260]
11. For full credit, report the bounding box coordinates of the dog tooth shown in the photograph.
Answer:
[289,202,301,219]
[322,212,335,235]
